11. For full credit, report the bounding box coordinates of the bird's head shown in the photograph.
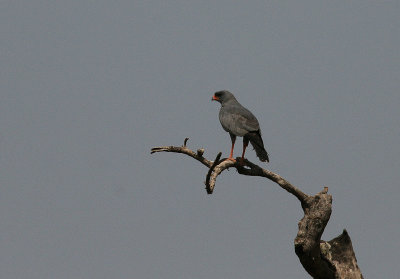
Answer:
[211,90,236,104]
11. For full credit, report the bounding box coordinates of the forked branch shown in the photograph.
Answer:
[151,139,363,279]
[151,138,307,201]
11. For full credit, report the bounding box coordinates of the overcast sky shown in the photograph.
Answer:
[1,1,399,278]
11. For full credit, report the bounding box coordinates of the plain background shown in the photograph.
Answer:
[1,1,399,278]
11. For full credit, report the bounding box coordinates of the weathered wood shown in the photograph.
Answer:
[151,140,363,279]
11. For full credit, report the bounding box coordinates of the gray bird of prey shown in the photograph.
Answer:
[212,90,269,163]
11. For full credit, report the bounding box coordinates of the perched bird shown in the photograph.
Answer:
[212,90,269,163]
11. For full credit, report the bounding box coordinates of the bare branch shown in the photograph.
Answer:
[151,145,212,168]
[205,152,223,194]
[237,159,309,203]
[151,140,363,279]
[151,143,308,202]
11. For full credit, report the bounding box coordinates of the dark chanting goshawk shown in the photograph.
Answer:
[212,90,269,163]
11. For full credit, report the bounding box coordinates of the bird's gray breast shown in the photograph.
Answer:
[219,104,260,137]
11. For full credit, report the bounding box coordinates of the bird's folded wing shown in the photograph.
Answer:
[219,105,260,135]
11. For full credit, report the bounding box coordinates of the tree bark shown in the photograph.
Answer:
[151,139,363,279]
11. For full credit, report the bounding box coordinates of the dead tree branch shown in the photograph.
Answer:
[151,139,363,279]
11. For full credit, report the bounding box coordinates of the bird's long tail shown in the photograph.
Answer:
[246,131,269,162]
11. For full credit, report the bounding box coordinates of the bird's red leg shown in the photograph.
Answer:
[228,134,236,161]
[240,138,249,165]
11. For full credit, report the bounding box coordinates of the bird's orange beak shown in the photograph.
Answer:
[212,95,219,101]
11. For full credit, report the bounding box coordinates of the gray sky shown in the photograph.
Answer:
[1,1,399,278]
